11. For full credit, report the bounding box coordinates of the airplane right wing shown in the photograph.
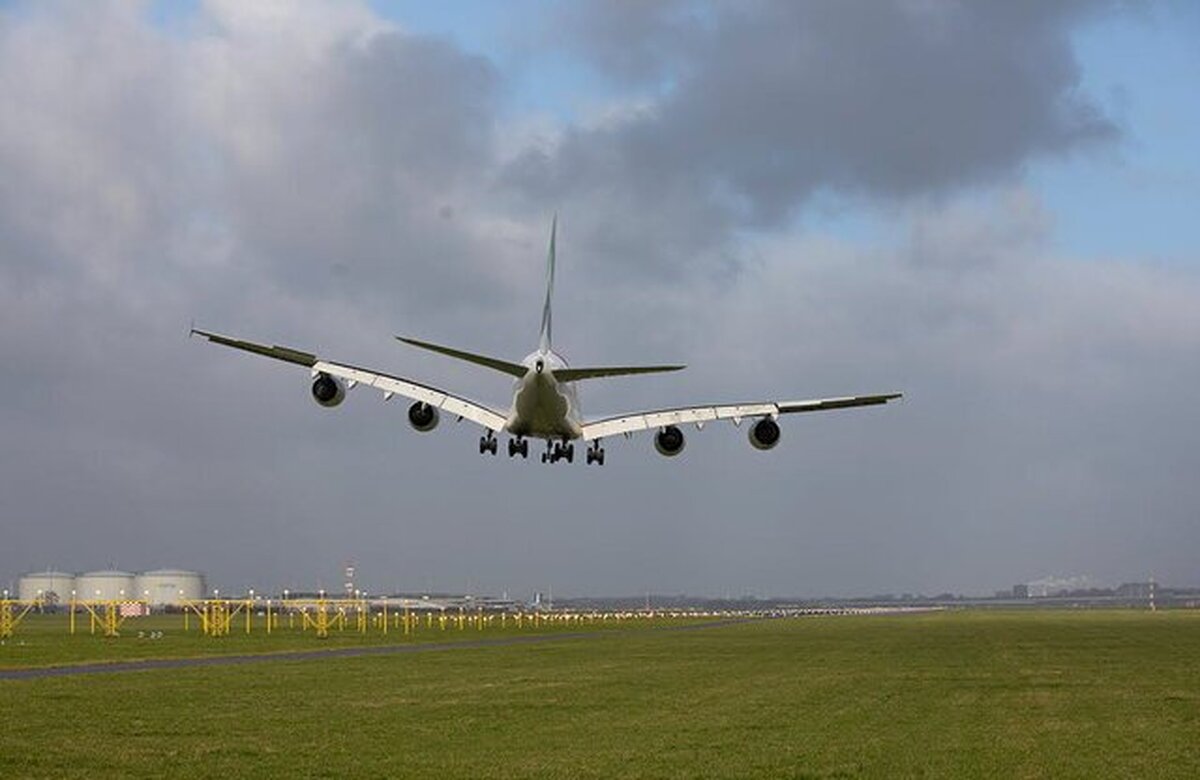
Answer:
[191,329,510,432]
[579,394,901,441]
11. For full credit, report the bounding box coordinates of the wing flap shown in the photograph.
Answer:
[313,360,508,432]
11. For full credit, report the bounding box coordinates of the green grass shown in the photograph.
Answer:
[2,610,1198,779]
[0,611,695,668]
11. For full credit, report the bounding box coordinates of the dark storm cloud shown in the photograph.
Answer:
[510,0,1118,230]
[192,15,503,316]
[0,1,525,591]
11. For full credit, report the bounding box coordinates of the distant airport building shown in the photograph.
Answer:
[1115,582,1153,600]
[17,570,76,605]
[1012,584,1029,599]
[1025,575,1097,598]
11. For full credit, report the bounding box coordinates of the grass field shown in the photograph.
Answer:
[1,609,1197,778]
[0,610,697,668]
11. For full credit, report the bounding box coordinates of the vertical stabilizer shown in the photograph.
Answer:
[538,215,557,353]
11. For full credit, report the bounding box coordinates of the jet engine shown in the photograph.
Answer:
[654,425,686,457]
[407,401,440,432]
[748,417,781,450]
[311,372,345,408]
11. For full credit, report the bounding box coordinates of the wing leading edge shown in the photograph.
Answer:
[191,329,508,432]
[579,393,901,441]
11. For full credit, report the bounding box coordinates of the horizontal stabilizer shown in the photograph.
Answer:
[555,365,686,382]
[396,336,527,378]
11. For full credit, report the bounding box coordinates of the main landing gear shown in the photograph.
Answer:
[542,440,575,464]
[479,431,498,455]
[485,435,604,465]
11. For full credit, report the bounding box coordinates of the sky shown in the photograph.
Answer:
[2,0,1198,599]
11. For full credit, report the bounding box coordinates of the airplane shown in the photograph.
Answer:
[191,218,900,465]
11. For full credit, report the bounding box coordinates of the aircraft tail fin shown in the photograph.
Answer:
[538,214,556,353]
[395,337,527,378]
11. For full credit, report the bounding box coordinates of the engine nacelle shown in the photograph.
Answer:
[407,401,440,432]
[654,425,686,457]
[311,372,345,408]
[748,417,781,450]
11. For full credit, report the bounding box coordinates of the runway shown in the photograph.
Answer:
[0,618,751,681]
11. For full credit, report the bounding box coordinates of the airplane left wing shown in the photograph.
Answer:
[579,394,901,441]
[191,329,509,432]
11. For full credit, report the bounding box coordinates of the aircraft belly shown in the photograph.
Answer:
[509,375,580,439]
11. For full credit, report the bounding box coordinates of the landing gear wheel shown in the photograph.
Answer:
[587,443,605,466]
[480,432,498,455]
[545,441,573,464]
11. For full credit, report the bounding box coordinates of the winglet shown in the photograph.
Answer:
[538,214,556,353]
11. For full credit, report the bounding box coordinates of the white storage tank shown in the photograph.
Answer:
[135,570,206,606]
[17,571,76,605]
[76,570,137,602]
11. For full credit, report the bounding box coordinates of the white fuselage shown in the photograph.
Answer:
[505,350,582,440]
